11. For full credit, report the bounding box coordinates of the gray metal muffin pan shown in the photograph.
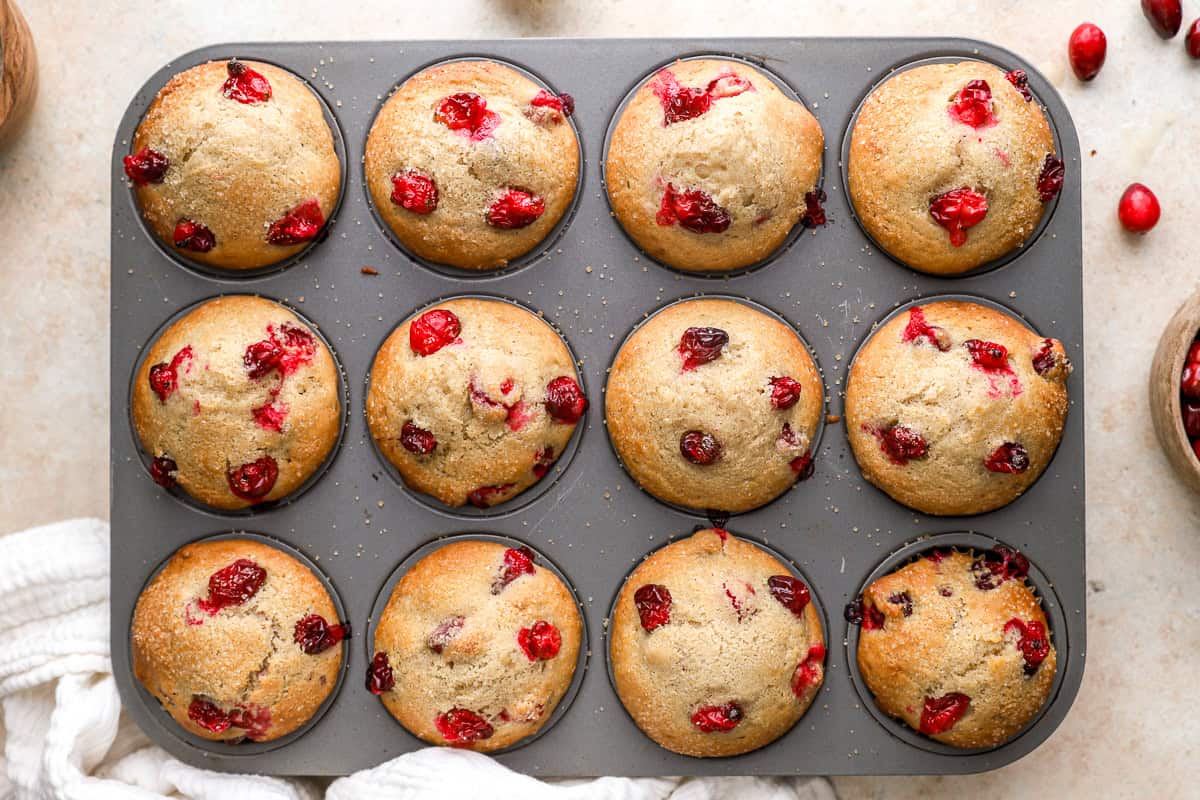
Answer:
[110,38,1085,777]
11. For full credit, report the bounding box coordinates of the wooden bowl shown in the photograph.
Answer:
[0,0,37,147]
[1149,288,1200,494]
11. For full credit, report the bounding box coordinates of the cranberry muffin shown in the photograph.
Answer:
[365,60,579,270]
[606,59,823,272]
[851,546,1056,748]
[367,298,585,509]
[606,298,822,513]
[610,529,825,757]
[848,62,1063,275]
[369,540,582,751]
[124,59,340,270]
[845,301,1071,515]
[132,538,347,743]
[131,295,341,511]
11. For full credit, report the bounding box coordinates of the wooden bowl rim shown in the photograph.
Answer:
[1149,288,1200,493]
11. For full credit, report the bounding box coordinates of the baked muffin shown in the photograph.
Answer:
[367,298,585,509]
[606,59,823,272]
[132,538,347,743]
[851,546,1056,748]
[605,298,822,513]
[365,60,579,270]
[124,59,341,271]
[610,529,825,757]
[845,301,1071,515]
[847,61,1063,275]
[132,295,341,511]
[369,540,582,751]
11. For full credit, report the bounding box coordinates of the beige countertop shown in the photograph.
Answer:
[1,0,1197,795]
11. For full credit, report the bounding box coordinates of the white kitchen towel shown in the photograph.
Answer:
[0,518,837,800]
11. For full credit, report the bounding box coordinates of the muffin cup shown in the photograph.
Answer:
[1149,288,1200,494]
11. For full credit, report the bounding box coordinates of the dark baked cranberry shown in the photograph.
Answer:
[149,456,178,488]
[929,188,988,247]
[948,80,996,128]
[888,591,914,616]
[123,147,169,185]
[971,545,1031,590]
[197,558,266,615]
[656,183,731,233]
[985,442,1030,474]
[844,596,885,630]
[366,651,395,694]
[266,198,324,246]
[767,575,811,617]
[1037,155,1066,203]
[1033,338,1066,377]
[227,456,279,502]
[467,484,515,509]
[801,189,828,228]
[435,708,494,745]
[1005,618,1051,675]
[390,171,438,214]
[222,60,272,103]
[1069,23,1107,81]
[517,620,562,661]
[1118,183,1161,234]
[148,345,194,402]
[529,88,574,119]
[789,451,815,479]
[1142,0,1183,38]
[243,323,316,379]
[400,421,437,454]
[409,309,461,356]
[691,702,743,733]
[1004,69,1033,102]
[544,376,587,423]
[768,376,803,409]
[678,326,729,370]
[434,92,500,140]
[879,425,928,465]
[926,547,953,563]
[174,219,216,252]
[293,614,349,654]
[532,445,555,479]
[920,692,971,735]
[680,430,721,465]
[427,616,464,654]
[791,643,825,697]
[492,546,536,594]
[487,189,544,229]
[188,697,232,733]
[965,339,1010,371]
[634,584,671,631]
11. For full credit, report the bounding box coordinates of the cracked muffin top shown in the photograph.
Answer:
[364,59,579,270]
[605,298,823,513]
[368,540,582,751]
[852,547,1056,749]
[131,538,347,743]
[845,301,1071,516]
[606,59,824,272]
[125,59,341,271]
[848,61,1062,275]
[610,529,825,757]
[366,298,585,509]
[131,295,341,511]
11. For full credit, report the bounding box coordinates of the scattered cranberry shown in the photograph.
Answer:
[148,345,194,402]
[487,189,545,229]
[529,89,574,122]
[791,644,825,697]
[1004,69,1033,102]
[929,188,988,247]
[1068,23,1107,81]
[656,183,731,233]
[174,219,216,252]
[1005,618,1051,675]
[678,326,729,370]
[1142,0,1183,38]
[427,617,465,653]
[901,307,950,351]
[544,376,588,423]
[267,198,324,246]
[1037,155,1066,203]
[197,559,266,615]
[920,692,971,735]
[888,591,914,616]
[985,442,1031,474]
[390,171,439,214]
[691,702,743,733]
[634,584,671,631]
[123,147,170,186]
[1188,19,1200,58]
[517,620,562,661]
[243,323,316,379]
[366,651,395,694]
[1182,401,1200,438]
[400,421,437,454]
[150,456,178,488]
[844,596,885,630]
[532,445,555,479]
[802,190,828,227]
[492,546,536,594]
[879,425,928,465]
[409,309,461,356]
[293,614,348,654]
[964,339,1010,371]
[1118,183,1161,234]
[948,80,996,128]
[768,376,803,409]
[680,430,722,465]
[435,708,494,745]
[222,60,272,104]
[971,545,1030,590]
[434,92,500,140]
[227,456,279,502]
[767,575,811,617]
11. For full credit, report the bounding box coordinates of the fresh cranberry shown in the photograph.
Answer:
[1182,402,1200,438]
[767,575,811,617]
[390,171,438,214]
[920,692,971,735]
[790,451,815,480]
[768,376,802,409]
[802,190,828,227]
[1005,618,1051,675]
[226,456,279,502]
[965,339,1010,371]
[188,698,232,733]
[529,89,574,121]
[1188,342,1200,365]
[678,326,729,370]
[532,445,555,479]
[985,442,1030,474]
[929,188,988,247]
[948,80,996,128]
[487,189,545,229]
[1142,0,1182,38]
[435,708,494,745]
[434,93,500,140]
[691,702,743,733]
[656,183,731,233]
[150,456,178,488]
[1188,19,1200,58]
[409,309,461,356]
[680,430,721,465]
[844,596,885,630]
[123,147,170,185]
[1118,183,1161,234]
[901,307,950,351]
[971,545,1031,590]
[174,219,216,252]
[1005,69,1033,102]
[492,546,536,593]
[888,591,914,616]
[517,620,562,661]
[366,651,395,694]
[1192,439,1200,461]
[1037,155,1066,203]
[266,198,324,246]
[427,617,464,653]
[879,425,928,465]
[197,559,267,615]
[400,421,437,454]
[148,345,194,402]
[544,376,587,423]
[634,584,671,631]
[1181,363,1200,399]
[243,323,316,379]
[222,60,271,103]
[1068,23,1107,81]
[791,644,826,697]
[467,484,515,509]
[293,614,348,654]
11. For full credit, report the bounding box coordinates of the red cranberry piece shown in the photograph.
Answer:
[1004,69,1033,102]
[801,189,828,227]
[366,651,395,694]
[242,323,316,379]
[920,692,971,735]
[1118,183,1161,234]
[243,339,283,379]
[427,616,465,654]
[400,421,437,454]
[486,189,545,229]
[390,171,438,214]
[197,558,267,615]
[148,345,194,402]
[1068,23,1107,81]
[888,591,914,616]
[948,80,995,128]
[768,376,803,409]
[929,188,988,247]
[654,77,712,124]
[706,72,753,98]
[226,705,272,741]
[789,451,815,480]
[926,547,953,564]
[634,584,671,631]
[1182,402,1200,438]
[227,456,279,502]
[434,92,500,140]
[1005,618,1051,675]
[492,546,536,593]
[174,219,216,252]
[267,198,324,246]
[1037,155,1066,203]
[123,147,170,186]
[678,326,729,370]
[767,575,811,617]
[467,484,515,509]
[532,445,555,479]
[517,620,562,661]
[150,456,178,488]
[1032,338,1069,377]
[964,339,1010,371]
[545,376,588,423]
[656,183,731,234]
[1181,363,1200,399]
[1142,0,1182,38]
[222,60,272,103]
[844,596,885,630]
[901,307,950,352]
[791,643,826,697]
[879,425,928,465]
[188,697,232,733]
[410,309,461,356]
[293,613,349,655]
[680,430,722,465]
[251,400,287,432]
[691,702,743,733]
[1188,341,1200,365]
[971,545,1031,590]
[1188,19,1200,58]
[985,442,1030,474]
[435,708,494,745]
[529,88,574,118]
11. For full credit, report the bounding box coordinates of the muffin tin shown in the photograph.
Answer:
[110,38,1085,777]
